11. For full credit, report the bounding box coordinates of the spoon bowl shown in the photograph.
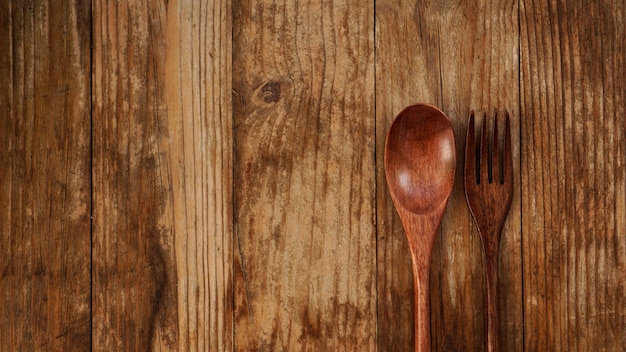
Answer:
[384,103,456,352]
[385,105,456,214]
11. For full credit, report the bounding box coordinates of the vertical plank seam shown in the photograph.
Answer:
[560,0,571,347]
[567,3,579,349]
[545,0,557,347]
[517,0,525,350]
[89,0,94,350]
[554,0,568,347]
[229,0,235,346]
[598,8,607,348]
[8,1,15,348]
[436,28,445,351]
[231,1,237,350]
[613,4,623,346]
[433,24,443,349]
[373,0,378,350]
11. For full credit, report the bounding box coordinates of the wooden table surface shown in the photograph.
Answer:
[1,0,624,351]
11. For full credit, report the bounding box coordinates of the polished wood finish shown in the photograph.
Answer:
[384,104,456,352]
[0,0,624,350]
[465,112,514,352]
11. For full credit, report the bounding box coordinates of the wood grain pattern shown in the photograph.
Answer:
[520,0,625,350]
[376,1,521,351]
[92,0,232,350]
[233,0,376,350]
[1,1,624,350]
[0,1,92,350]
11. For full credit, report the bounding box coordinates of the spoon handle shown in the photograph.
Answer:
[411,261,430,352]
[404,213,440,352]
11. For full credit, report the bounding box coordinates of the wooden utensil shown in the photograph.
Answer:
[464,112,514,352]
[384,104,456,352]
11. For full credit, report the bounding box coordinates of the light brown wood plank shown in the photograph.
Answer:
[0,1,92,350]
[232,0,376,350]
[520,0,625,350]
[92,0,233,350]
[376,1,521,350]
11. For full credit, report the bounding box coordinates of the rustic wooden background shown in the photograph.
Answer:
[1,0,624,351]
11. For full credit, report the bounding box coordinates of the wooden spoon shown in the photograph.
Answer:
[384,104,456,352]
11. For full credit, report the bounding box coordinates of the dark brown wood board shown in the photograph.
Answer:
[0,1,92,350]
[520,0,625,350]
[0,0,623,350]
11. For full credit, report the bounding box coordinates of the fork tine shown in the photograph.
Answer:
[465,111,476,184]
[480,112,489,184]
[492,111,500,184]
[504,111,513,184]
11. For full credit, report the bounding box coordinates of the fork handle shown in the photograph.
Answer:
[485,250,500,352]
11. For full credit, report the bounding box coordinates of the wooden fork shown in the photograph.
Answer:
[464,111,513,352]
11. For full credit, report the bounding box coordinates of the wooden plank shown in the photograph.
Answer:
[92,0,233,350]
[520,0,625,350]
[0,1,91,350]
[232,0,376,350]
[376,0,522,350]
